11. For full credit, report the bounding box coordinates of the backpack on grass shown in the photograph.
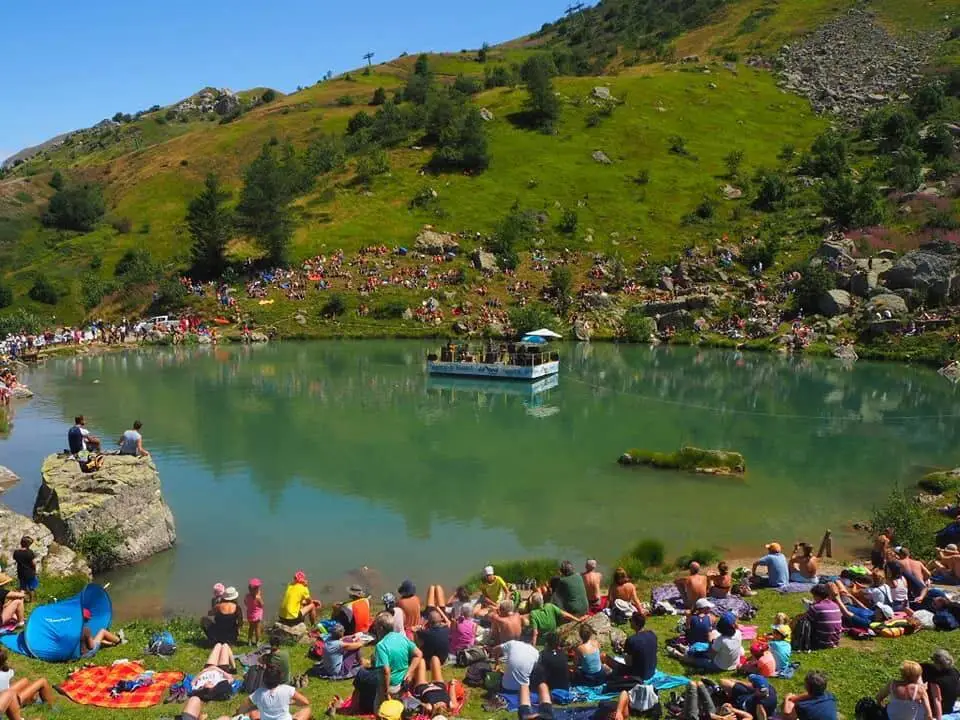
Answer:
[146,630,177,656]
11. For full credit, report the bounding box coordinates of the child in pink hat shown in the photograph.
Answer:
[245,578,264,645]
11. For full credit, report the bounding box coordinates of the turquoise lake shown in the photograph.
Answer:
[1,341,959,619]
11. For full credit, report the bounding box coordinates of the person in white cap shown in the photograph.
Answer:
[685,597,716,646]
[477,566,508,617]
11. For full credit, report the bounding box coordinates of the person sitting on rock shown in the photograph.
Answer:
[67,415,101,455]
[80,609,125,657]
[118,420,149,457]
[279,571,322,627]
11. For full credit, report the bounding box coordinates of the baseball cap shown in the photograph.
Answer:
[249,578,262,588]
[771,624,791,640]
[750,641,768,657]
[766,542,782,553]
[947,544,958,552]
[483,565,495,576]
[82,608,92,621]
[694,598,715,610]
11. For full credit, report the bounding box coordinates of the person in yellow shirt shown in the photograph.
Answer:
[477,565,508,618]
[278,570,323,626]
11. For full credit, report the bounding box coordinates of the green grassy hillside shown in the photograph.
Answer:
[0,0,956,337]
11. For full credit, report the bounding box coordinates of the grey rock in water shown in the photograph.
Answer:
[0,504,91,578]
[832,344,858,362]
[819,289,852,317]
[34,454,176,569]
[0,466,19,493]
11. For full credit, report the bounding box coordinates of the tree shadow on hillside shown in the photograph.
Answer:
[505,110,545,131]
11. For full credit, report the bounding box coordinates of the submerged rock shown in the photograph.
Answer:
[0,505,91,578]
[0,465,19,493]
[618,446,746,475]
[33,454,176,569]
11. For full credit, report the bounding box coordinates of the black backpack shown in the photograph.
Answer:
[464,660,493,688]
[855,697,886,720]
[791,616,813,652]
[242,665,266,694]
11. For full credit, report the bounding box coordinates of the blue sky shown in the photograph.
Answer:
[0,0,572,162]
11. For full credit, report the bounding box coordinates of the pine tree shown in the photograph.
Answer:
[186,173,233,279]
[236,144,296,267]
[521,55,561,131]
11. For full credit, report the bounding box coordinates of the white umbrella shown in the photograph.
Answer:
[527,328,562,339]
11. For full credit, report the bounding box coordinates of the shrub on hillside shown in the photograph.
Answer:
[484,65,516,89]
[336,95,355,107]
[356,149,390,184]
[520,55,561,132]
[752,169,789,211]
[912,81,946,120]
[114,247,157,284]
[306,134,346,175]
[922,124,955,161]
[557,209,578,234]
[887,149,924,192]
[621,311,655,342]
[801,130,848,178]
[81,273,116,309]
[487,206,537,270]
[820,175,886,229]
[42,183,106,232]
[871,488,940,562]
[452,74,482,96]
[156,278,188,311]
[880,109,919,153]
[76,528,123,573]
[509,304,555,336]
[347,110,373,136]
[371,87,387,106]
[48,170,64,190]
[372,299,407,319]
[723,149,744,179]
[322,294,347,318]
[261,89,277,103]
[795,262,836,313]
[28,274,64,305]
[0,283,12,309]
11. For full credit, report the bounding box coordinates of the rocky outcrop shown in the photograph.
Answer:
[833,344,858,362]
[818,289,852,317]
[0,466,19,493]
[33,454,176,569]
[471,249,498,273]
[867,293,909,318]
[414,227,459,255]
[0,505,91,578]
[778,8,943,119]
[881,250,958,303]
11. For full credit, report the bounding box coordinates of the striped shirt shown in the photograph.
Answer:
[807,599,842,649]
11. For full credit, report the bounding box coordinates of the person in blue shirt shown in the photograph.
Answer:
[751,543,789,589]
[782,671,838,720]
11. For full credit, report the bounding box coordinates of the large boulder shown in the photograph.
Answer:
[557,611,625,650]
[213,92,240,116]
[33,454,176,569]
[0,466,19,494]
[656,309,695,332]
[414,228,459,255]
[881,251,956,301]
[867,293,909,318]
[471,249,498,273]
[0,505,91,578]
[818,236,855,260]
[818,289,852,317]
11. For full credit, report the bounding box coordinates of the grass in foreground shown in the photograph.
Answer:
[6,577,957,720]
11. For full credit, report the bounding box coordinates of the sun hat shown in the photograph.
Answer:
[294,570,308,585]
[766,542,782,553]
[694,598,715,611]
[222,586,239,601]
[947,544,959,552]
[0,573,12,587]
[347,584,367,598]
[398,580,416,597]
[771,624,792,640]
[212,582,225,596]
[382,592,396,606]
[249,578,262,588]
[483,565,495,576]
[378,699,404,720]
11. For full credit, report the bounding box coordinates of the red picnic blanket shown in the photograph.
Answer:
[58,661,184,709]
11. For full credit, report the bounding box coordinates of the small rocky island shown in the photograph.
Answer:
[33,454,176,568]
[619,446,746,475]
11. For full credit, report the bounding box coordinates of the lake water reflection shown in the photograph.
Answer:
[1,341,957,618]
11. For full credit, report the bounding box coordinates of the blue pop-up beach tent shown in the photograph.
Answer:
[0,583,112,662]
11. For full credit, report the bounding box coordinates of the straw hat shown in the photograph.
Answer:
[0,573,12,587]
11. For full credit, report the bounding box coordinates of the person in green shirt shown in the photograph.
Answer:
[550,561,590,616]
[526,591,583,645]
[373,625,422,694]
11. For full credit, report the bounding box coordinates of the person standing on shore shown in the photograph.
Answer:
[12,538,36,603]
[118,420,150,457]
